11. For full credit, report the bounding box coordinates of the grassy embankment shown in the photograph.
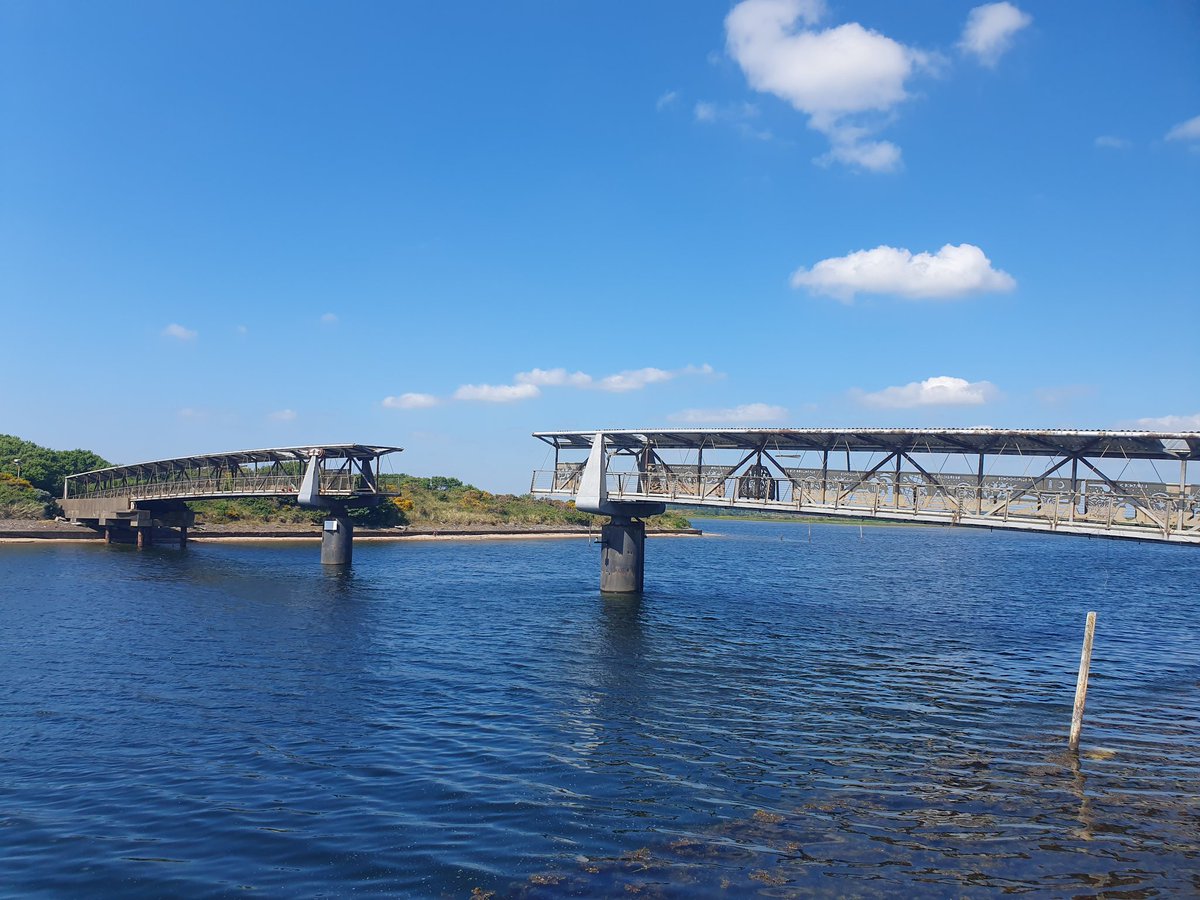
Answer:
[192,475,692,531]
[0,436,690,530]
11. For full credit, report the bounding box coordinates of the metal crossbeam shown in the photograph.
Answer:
[63,444,402,506]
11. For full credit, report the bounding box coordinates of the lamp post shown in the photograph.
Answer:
[12,458,19,480]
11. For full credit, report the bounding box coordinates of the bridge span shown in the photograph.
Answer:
[61,444,401,563]
[531,428,1200,591]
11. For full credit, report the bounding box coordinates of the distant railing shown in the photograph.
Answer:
[66,472,366,501]
[529,469,1200,541]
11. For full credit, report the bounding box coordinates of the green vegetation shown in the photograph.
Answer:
[188,474,691,530]
[380,474,689,529]
[0,473,56,519]
[0,434,692,531]
[0,435,110,499]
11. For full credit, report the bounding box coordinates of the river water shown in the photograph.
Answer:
[1,520,1198,897]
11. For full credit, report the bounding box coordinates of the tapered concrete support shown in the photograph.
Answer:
[600,517,646,594]
[321,515,353,566]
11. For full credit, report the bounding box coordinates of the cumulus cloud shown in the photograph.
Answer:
[959,3,1032,67]
[320,312,338,325]
[450,364,714,403]
[383,393,439,409]
[670,403,789,424]
[1094,135,1130,150]
[269,409,297,422]
[725,0,930,172]
[656,90,679,110]
[598,364,714,392]
[1133,413,1200,430]
[515,368,593,388]
[162,323,197,341]
[453,383,541,403]
[853,376,998,409]
[1165,115,1200,144]
[513,363,714,393]
[791,243,1015,302]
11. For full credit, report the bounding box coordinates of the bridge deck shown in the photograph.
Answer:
[531,428,1200,545]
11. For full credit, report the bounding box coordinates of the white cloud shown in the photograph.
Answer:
[269,409,297,422]
[596,363,715,393]
[511,363,714,393]
[162,323,197,341]
[853,376,998,408]
[725,0,930,172]
[515,368,592,388]
[1165,115,1200,143]
[383,392,439,409]
[597,368,673,392]
[453,383,540,403]
[448,364,715,403]
[1094,135,1130,150]
[692,100,773,140]
[791,243,1015,302]
[1133,413,1200,431]
[656,90,679,110]
[320,312,339,325]
[235,324,249,336]
[177,407,207,420]
[670,402,789,424]
[959,3,1032,67]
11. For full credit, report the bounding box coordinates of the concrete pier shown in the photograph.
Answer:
[600,517,646,593]
[321,515,353,566]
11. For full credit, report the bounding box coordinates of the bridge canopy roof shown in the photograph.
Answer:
[69,444,403,478]
[534,428,1200,460]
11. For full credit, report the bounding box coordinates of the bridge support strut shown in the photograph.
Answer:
[600,516,646,594]
[321,514,353,566]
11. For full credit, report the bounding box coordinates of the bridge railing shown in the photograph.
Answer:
[67,472,366,502]
[528,469,1200,540]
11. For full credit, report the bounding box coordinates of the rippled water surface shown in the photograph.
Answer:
[2,521,1199,897]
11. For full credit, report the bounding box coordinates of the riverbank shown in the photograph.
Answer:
[0,520,702,543]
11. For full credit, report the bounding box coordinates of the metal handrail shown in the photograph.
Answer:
[527,469,1200,538]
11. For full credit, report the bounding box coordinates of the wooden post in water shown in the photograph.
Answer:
[1068,611,1097,752]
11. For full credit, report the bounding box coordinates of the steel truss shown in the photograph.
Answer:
[64,444,402,504]
[532,429,1200,544]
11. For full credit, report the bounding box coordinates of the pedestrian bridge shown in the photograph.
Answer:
[61,444,401,562]
[532,428,1200,590]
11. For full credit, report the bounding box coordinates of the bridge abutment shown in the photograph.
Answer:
[600,516,646,593]
[320,515,353,566]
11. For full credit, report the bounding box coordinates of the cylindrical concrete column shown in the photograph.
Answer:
[179,526,188,546]
[136,527,151,549]
[321,515,353,566]
[600,517,646,593]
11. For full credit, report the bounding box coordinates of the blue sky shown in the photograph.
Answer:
[2,1,1197,491]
